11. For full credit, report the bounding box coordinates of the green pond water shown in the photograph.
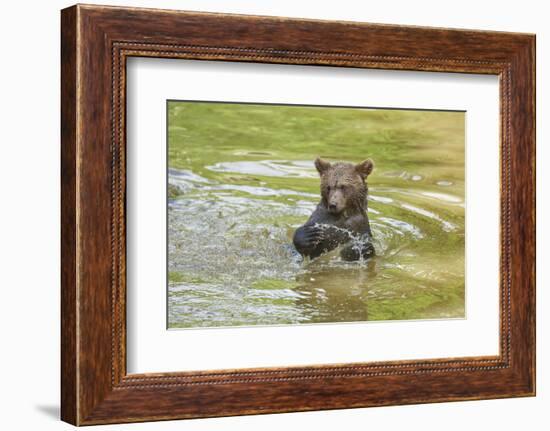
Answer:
[167,101,465,329]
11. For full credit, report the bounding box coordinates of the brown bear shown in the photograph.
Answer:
[293,157,375,261]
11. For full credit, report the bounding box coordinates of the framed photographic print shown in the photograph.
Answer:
[61,4,535,425]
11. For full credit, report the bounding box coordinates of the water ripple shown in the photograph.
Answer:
[167,166,464,328]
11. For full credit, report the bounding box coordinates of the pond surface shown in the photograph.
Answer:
[167,102,465,328]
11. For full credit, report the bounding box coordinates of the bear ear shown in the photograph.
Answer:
[355,159,374,179]
[314,157,331,175]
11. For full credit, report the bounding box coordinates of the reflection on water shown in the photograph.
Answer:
[167,103,465,328]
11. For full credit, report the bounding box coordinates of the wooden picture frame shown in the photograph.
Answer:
[61,4,535,425]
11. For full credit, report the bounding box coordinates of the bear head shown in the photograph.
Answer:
[314,157,374,215]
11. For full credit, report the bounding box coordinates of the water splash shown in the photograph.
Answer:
[312,223,374,261]
[168,164,464,328]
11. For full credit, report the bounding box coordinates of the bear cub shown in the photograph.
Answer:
[293,157,375,261]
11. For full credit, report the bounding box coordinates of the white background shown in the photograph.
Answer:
[127,59,499,373]
[0,0,546,430]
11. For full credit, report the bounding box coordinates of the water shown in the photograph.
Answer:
[167,102,465,328]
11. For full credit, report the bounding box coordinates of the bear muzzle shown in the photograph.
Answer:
[327,191,346,214]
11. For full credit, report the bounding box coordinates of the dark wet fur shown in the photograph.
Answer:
[293,158,375,261]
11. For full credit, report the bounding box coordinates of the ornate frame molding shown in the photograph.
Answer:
[61,5,535,425]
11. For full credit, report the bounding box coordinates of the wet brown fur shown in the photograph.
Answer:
[317,159,373,216]
[293,158,375,261]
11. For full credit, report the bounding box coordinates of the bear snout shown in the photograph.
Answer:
[327,191,345,214]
